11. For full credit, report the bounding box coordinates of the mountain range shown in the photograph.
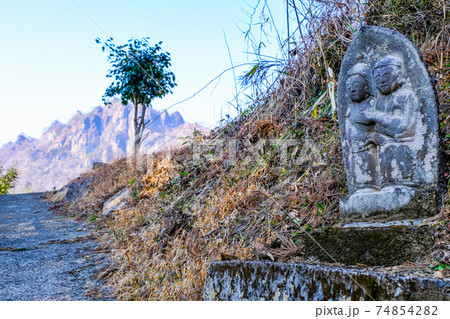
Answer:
[0,99,208,193]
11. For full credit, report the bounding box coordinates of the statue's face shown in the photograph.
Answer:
[347,75,368,103]
[374,65,400,95]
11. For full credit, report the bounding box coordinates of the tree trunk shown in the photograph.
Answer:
[133,100,147,158]
[133,98,139,160]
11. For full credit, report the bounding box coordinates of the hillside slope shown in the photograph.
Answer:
[48,0,450,300]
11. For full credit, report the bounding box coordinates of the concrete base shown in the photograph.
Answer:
[203,261,450,301]
[298,221,434,266]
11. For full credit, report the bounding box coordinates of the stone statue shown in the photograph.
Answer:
[345,63,378,193]
[337,26,441,221]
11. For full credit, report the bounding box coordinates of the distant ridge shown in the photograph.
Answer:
[0,99,208,193]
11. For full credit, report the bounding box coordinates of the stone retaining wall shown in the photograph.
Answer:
[203,261,450,301]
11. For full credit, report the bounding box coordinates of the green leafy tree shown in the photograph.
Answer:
[97,37,177,156]
[0,166,18,195]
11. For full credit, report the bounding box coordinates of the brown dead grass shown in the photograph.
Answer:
[46,158,134,220]
[49,0,450,300]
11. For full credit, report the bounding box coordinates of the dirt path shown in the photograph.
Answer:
[0,193,112,300]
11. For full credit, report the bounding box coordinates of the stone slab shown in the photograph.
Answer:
[298,222,433,266]
[101,188,130,217]
[203,261,450,301]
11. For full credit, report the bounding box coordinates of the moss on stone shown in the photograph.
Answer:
[299,224,433,266]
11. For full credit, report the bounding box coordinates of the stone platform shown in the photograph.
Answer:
[203,261,450,301]
[298,219,434,266]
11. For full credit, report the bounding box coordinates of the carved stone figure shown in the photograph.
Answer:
[345,63,378,193]
[337,26,441,221]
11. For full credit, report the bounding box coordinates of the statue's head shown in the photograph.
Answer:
[373,56,405,95]
[346,63,370,103]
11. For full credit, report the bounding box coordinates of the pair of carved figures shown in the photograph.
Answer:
[345,55,420,194]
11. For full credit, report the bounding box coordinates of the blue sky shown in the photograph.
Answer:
[0,0,287,146]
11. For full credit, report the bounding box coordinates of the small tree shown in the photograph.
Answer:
[0,166,18,195]
[97,37,176,156]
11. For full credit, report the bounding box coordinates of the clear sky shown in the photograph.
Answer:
[0,0,288,146]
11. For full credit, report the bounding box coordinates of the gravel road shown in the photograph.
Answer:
[0,193,112,300]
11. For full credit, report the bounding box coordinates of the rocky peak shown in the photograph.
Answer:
[171,111,185,127]
[16,134,35,145]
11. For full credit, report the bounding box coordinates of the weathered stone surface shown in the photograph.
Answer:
[92,161,106,170]
[101,188,130,217]
[337,26,441,221]
[203,261,450,301]
[58,175,94,204]
[298,221,433,266]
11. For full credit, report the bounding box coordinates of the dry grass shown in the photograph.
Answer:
[46,158,135,220]
[49,0,450,300]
